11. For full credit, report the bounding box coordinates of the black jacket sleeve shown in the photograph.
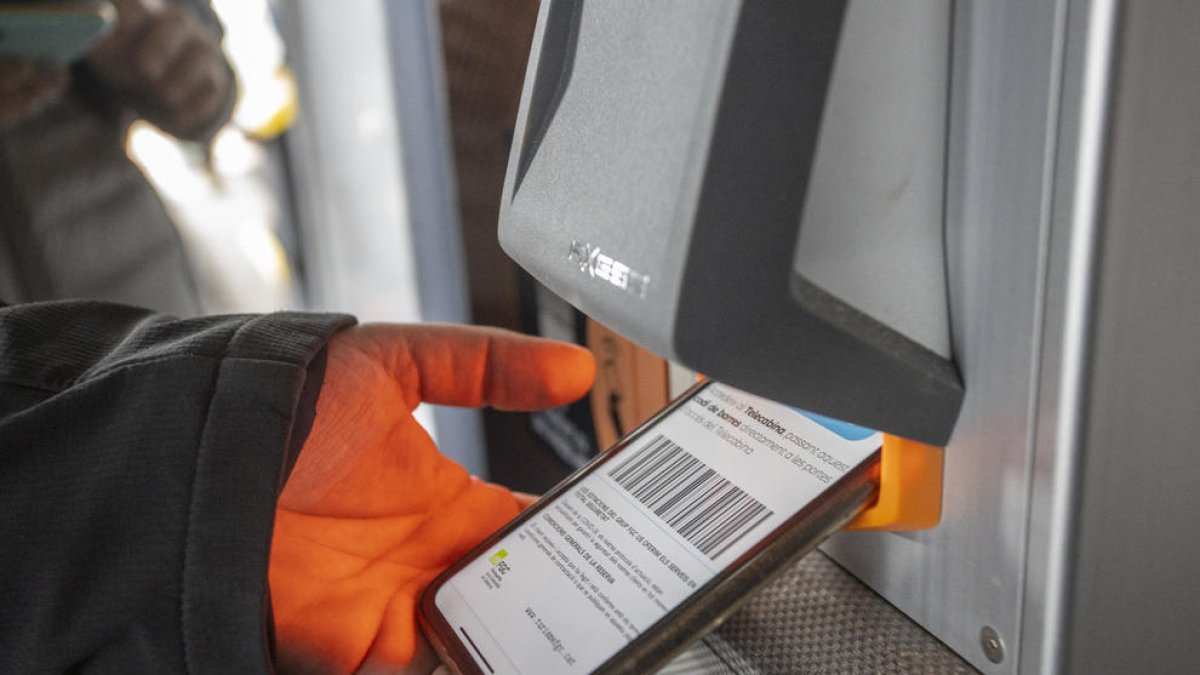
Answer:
[0,301,355,673]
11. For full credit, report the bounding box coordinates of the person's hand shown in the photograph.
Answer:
[87,0,233,139]
[0,60,69,130]
[270,324,595,674]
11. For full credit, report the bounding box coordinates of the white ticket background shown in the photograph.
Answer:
[435,382,881,674]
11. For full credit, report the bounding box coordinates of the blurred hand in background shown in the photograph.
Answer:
[88,0,233,139]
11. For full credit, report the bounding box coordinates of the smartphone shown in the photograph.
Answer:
[0,1,116,66]
[420,380,884,674]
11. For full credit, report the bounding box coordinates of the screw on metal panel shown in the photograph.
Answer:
[980,626,1005,664]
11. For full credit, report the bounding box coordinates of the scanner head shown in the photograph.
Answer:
[499,0,962,444]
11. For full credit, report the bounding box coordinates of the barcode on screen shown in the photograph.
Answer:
[607,434,774,560]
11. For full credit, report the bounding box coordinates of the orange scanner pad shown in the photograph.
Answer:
[844,435,944,531]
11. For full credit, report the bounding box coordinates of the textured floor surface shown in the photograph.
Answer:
[715,551,979,674]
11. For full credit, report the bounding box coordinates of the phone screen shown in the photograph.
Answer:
[425,381,881,674]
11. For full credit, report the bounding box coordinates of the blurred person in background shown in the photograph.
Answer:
[1,2,590,674]
[0,0,234,316]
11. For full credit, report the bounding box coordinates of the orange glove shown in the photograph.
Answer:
[270,324,595,674]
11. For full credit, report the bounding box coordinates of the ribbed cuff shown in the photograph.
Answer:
[180,312,354,674]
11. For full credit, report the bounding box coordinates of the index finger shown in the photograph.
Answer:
[351,323,596,411]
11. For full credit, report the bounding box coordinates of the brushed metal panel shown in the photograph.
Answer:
[1025,1,1200,672]
[1018,0,1115,671]
[822,2,1065,672]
